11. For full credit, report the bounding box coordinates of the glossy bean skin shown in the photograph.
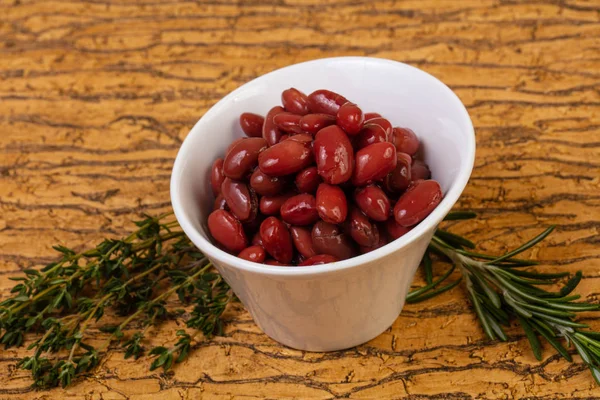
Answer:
[281,88,310,115]
[386,219,411,240]
[226,138,245,155]
[299,254,338,266]
[285,133,313,144]
[352,142,397,186]
[314,125,354,184]
[366,117,392,138]
[311,221,356,260]
[260,217,293,263]
[299,113,336,134]
[207,209,247,253]
[239,113,264,137]
[336,102,364,135]
[359,235,386,254]
[290,226,317,258]
[363,112,381,120]
[223,137,268,180]
[221,178,257,223]
[392,127,420,155]
[384,152,412,193]
[316,183,348,224]
[394,180,442,227]
[210,158,225,195]
[250,169,286,196]
[259,192,294,215]
[295,166,321,194]
[213,194,228,211]
[238,245,266,263]
[354,124,388,150]
[349,207,379,247]
[411,159,431,181]
[280,194,319,226]
[251,231,263,247]
[258,139,313,176]
[354,185,391,221]
[307,89,348,115]
[263,106,285,146]
[273,112,303,134]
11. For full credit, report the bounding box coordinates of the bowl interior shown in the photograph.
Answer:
[171,57,475,272]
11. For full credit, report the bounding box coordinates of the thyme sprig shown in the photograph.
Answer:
[409,211,600,383]
[0,213,231,388]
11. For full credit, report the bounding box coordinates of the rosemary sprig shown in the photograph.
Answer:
[409,211,600,383]
[1,213,231,388]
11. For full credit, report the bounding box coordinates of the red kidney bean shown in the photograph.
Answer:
[336,102,364,135]
[221,178,257,223]
[273,112,303,134]
[384,152,412,193]
[352,142,397,186]
[299,254,338,266]
[239,113,264,137]
[208,209,247,253]
[366,117,392,138]
[260,217,293,263]
[311,221,356,260]
[238,245,266,263]
[251,231,263,247]
[411,159,431,181]
[386,219,411,240]
[354,124,388,150]
[392,127,420,155]
[349,207,379,247]
[210,158,225,196]
[295,166,321,194]
[223,137,268,180]
[250,169,286,196]
[359,235,387,254]
[226,138,245,155]
[258,139,313,176]
[307,89,348,115]
[394,180,442,227]
[285,133,313,144]
[290,226,317,258]
[263,106,285,146]
[299,113,336,134]
[213,193,228,211]
[259,192,294,215]
[280,194,319,226]
[265,259,286,266]
[281,88,310,115]
[316,183,348,224]
[354,185,390,221]
[314,125,354,184]
[279,134,289,142]
[364,112,381,121]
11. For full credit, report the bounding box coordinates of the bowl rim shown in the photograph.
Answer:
[170,56,476,277]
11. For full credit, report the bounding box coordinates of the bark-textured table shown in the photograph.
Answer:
[1,0,599,398]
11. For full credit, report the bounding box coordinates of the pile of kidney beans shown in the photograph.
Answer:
[207,88,442,266]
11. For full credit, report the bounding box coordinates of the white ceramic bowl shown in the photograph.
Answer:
[171,57,475,351]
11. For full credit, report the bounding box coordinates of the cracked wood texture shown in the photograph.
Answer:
[0,0,599,398]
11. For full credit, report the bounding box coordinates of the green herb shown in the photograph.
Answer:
[409,211,600,384]
[3,210,600,387]
[1,213,231,388]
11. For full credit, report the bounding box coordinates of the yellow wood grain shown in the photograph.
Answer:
[1,0,599,398]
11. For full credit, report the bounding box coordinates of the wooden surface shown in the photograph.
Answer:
[1,0,599,398]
